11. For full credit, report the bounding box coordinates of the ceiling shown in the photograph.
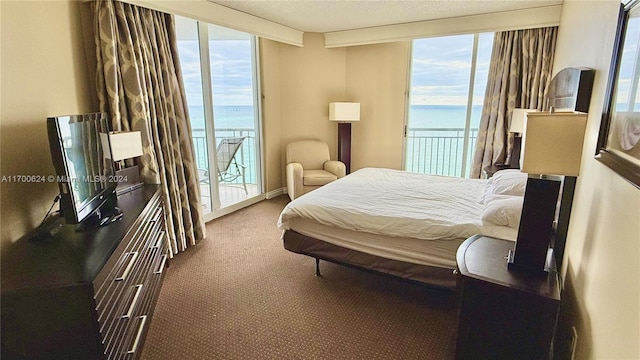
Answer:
[209,0,563,33]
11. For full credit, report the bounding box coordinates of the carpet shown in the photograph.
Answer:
[141,195,457,359]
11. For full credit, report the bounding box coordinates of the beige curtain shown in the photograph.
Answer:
[93,0,205,255]
[470,27,557,178]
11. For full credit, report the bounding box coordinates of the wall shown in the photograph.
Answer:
[259,38,284,195]
[261,34,410,192]
[1,1,95,247]
[553,0,640,358]
[261,33,347,191]
[346,42,410,171]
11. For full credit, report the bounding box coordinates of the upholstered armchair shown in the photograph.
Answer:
[286,140,346,200]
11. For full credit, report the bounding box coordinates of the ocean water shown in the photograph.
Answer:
[187,104,483,130]
[409,104,483,129]
[189,104,482,179]
[188,105,255,130]
[407,105,482,177]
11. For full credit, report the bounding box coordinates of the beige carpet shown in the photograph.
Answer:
[141,195,457,360]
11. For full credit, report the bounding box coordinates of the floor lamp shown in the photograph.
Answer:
[510,108,536,168]
[329,102,360,174]
[508,111,588,274]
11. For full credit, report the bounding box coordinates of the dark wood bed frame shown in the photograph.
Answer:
[282,68,595,290]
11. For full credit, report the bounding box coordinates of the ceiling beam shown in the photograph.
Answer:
[119,0,304,47]
[324,5,562,48]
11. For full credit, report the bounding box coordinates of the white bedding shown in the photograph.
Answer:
[278,167,517,243]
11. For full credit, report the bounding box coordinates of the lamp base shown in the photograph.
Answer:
[509,176,561,274]
[511,135,522,168]
[507,248,555,276]
[337,122,352,174]
[115,166,143,196]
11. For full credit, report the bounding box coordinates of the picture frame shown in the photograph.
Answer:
[598,0,640,189]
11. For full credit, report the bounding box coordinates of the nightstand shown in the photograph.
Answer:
[454,235,561,360]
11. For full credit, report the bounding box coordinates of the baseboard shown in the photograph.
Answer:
[266,187,286,199]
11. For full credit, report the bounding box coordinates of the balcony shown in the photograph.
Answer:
[405,127,478,178]
[192,128,259,212]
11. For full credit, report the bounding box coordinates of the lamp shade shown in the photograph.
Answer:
[102,131,144,161]
[521,112,587,176]
[510,108,535,133]
[329,102,360,122]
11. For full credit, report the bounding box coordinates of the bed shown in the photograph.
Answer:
[277,167,528,289]
[277,68,592,290]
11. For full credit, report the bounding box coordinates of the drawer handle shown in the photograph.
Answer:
[116,252,139,282]
[151,207,163,223]
[122,284,143,319]
[152,231,165,249]
[127,315,147,355]
[154,255,168,275]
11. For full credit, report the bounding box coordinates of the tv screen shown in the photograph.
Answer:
[47,113,118,226]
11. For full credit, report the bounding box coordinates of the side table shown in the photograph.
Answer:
[454,234,561,359]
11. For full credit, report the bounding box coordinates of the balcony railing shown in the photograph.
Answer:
[405,127,478,178]
[192,127,476,182]
[191,128,257,184]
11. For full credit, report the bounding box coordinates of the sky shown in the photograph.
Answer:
[176,22,494,108]
[410,32,493,106]
[178,39,254,107]
[615,16,640,111]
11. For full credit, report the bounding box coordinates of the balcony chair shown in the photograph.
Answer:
[285,140,346,200]
[217,137,248,194]
[198,137,248,194]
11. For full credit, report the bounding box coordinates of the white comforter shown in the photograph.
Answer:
[278,167,515,242]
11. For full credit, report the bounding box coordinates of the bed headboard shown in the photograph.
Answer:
[546,68,595,269]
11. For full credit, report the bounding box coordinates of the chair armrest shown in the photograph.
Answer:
[324,161,346,178]
[286,162,304,200]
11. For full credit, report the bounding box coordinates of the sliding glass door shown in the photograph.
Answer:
[405,33,493,178]
[175,16,263,218]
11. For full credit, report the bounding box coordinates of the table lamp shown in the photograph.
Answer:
[508,111,588,274]
[329,102,360,174]
[102,131,144,194]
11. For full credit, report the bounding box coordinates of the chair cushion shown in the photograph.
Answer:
[303,170,338,186]
[286,140,330,169]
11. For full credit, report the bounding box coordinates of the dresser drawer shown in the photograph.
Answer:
[93,190,166,359]
[97,219,157,330]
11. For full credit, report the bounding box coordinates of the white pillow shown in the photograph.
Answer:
[481,195,524,228]
[480,169,528,204]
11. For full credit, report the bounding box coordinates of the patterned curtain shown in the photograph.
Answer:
[93,0,205,255]
[470,27,557,178]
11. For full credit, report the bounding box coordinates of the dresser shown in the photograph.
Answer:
[1,185,168,359]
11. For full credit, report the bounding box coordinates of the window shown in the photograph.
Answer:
[175,16,263,218]
[405,33,493,178]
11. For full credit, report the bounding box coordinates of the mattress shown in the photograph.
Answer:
[278,168,517,268]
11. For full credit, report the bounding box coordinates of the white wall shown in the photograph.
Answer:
[553,1,640,358]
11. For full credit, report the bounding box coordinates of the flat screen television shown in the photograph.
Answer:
[47,113,121,229]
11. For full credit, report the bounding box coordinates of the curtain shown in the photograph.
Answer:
[470,27,557,178]
[93,0,205,255]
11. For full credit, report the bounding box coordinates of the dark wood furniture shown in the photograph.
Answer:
[1,185,168,359]
[337,122,352,174]
[454,235,561,360]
